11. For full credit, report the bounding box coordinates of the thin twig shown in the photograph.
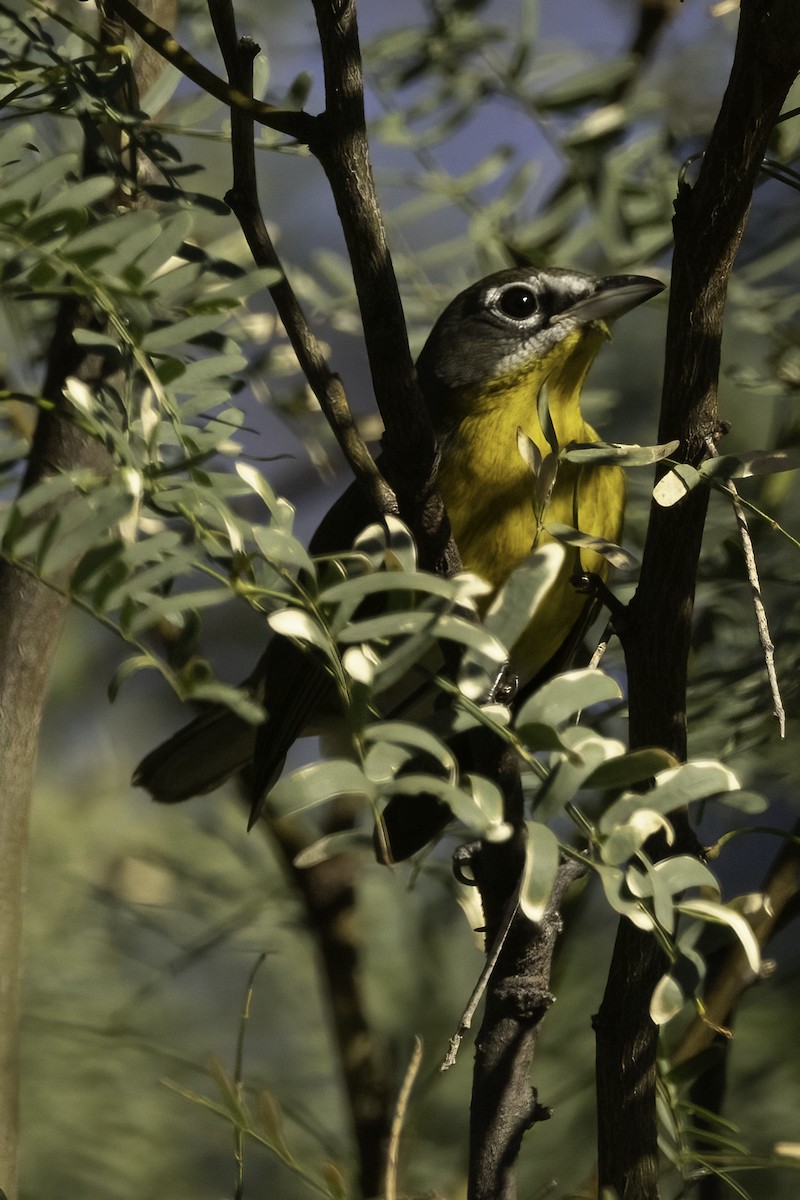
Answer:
[704,435,785,738]
[104,0,314,140]
[309,0,459,576]
[441,889,521,1072]
[207,0,395,518]
[233,951,268,1200]
[384,1035,423,1200]
[588,618,613,670]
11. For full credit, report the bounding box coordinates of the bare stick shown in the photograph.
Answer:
[385,1036,424,1200]
[703,437,786,738]
[441,891,520,1073]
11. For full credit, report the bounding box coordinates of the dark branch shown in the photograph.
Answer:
[596,3,800,1197]
[309,0,459,576]
[103,0,316,142]
[468,847,585,1200]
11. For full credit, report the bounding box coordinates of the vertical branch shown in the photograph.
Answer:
[0,8,176,1196]
[465,742,583,1200]
[595,4,800,1198]
[468,851,584,1200]
[309,0,458,575]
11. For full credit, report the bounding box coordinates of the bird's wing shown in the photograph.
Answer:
[132,702,258,802]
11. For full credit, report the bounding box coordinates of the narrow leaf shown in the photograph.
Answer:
[545,522,638,571]
[516,667,621,729]
[677,899,761,975]
[653,464,701,507]
[563,439,679,466]
[520,821,560,921]
[268,760,375,816]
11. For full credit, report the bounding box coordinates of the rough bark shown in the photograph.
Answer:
[595,4,800,1197]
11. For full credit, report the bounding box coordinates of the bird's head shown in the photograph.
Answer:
[416,266,665,426]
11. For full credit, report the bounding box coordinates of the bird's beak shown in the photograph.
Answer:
[554,274,665,325]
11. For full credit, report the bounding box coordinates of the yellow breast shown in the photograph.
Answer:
[435,326,625,680]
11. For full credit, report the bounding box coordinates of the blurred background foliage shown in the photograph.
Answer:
[2,0,800,1196]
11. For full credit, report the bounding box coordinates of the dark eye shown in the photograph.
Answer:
[497,285,539,320]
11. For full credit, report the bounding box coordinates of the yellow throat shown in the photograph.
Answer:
[435,324,625,680]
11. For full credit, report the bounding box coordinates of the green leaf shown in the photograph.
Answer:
[536,54,637,111]
[235,461,285,519]
[337,610,504,667]
[71,328,120,349]
[381,773,492,835]
[600,761,741,831]
[133,211,194,280]
[562,439,679,466]
[537,381,558,454]
[66,209,159,258]
[648,856,719,897]
[41,492,133,574]
[209,1055,248,1125]
[184,682,265,725]
[108,654,162,702]
[653,464,701,507]
[459,544,565,701]
[596,863,654,930]
[676,898,761,975]
[129,587,231,633]
[517,426,542,475]
[650,972,686,1025]
[600,810,674,866]
[321,568,477,612]
[322,1161,348,1200]
[520,821,560,921]
[545,522,638,571]
[293,829,374,869]
[342,645,378,686]
[257,1090,294,1161]
[363,740,412,784]
[465,774,505,826]
[33,173,116,216]
[69,540,124,593]
[699,447,800,480]
[363,720,457,777]
[253,525,315,576]
[516,668,622,729]
[534,728,626,820]
[0,151,79,208]
[267,608,331,655]
[583,747,676,790]
[268,760,375,816]
[142,313,231,352]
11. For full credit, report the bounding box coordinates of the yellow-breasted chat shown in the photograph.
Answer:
[134,266,664,854]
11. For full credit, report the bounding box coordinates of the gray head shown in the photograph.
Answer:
[416,266,664,410]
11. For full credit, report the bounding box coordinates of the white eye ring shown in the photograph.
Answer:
[495,284,540,320]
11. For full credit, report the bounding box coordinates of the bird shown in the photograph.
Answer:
[133,266,664,856]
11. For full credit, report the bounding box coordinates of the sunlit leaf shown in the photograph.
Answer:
[562,440,679,466]
[268,760,375,816]
[652,464,701,506]
[520,821,560,921]
[516,668,622,729]
[677,898,761,975]
[651,972,686,1025]
[545,522,638,571]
